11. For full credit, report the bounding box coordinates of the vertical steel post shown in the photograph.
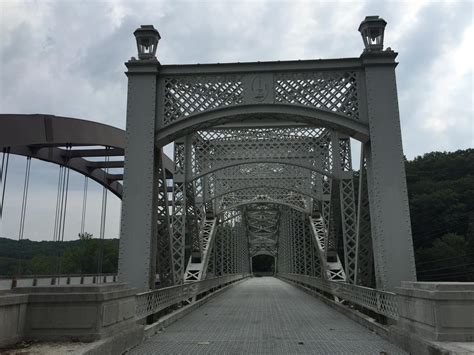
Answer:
[118,59,159,291]
[362,52,417,290]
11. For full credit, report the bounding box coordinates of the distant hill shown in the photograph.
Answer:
[0,237,118,277]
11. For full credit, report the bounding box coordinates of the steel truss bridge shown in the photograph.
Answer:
[4,17,469,355]
[119,21,417,295]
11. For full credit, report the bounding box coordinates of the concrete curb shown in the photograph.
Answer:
[82,326,144,355]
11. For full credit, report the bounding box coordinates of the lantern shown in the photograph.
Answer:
[358,16,387,52]
[133,25,161,60]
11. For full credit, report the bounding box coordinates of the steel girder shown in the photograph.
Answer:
[356,145,374,287]
[0,114,174,199]
[155,149,174,287]
[309,216,346,281]
[335,134,359,284]
[184,218,218,282]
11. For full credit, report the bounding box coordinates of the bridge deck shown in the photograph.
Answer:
[131,277,406,354]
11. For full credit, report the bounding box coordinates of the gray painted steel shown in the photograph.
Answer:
[130,277,406,354]
[362,54,417,289]
[119,17,417,292]
[118,62,160,291]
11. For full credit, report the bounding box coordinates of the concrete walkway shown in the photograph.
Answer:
[130,277,406,354]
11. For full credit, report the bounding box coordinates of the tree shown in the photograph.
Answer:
[416,234,472,281]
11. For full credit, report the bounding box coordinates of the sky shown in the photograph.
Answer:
[0,0,473,242]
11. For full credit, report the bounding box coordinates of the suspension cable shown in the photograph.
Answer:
[0,148,10,220]
[53,166,64,242]
[97,146,110,274]
[18,156,32,241]
[80,176,88,236]
[60,159,70,243]
[17,156,31,276]
[55,145,71,277]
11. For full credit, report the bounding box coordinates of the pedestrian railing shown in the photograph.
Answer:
[278,273,399,320]
[135,273,249,320]
[0,274,117,290]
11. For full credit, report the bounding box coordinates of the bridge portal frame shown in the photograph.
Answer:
[118,21,416,292]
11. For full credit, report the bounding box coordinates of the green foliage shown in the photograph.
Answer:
[407,149,474,281]
[0,237,118,276]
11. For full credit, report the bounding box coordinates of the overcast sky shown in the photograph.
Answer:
[0,0,472,242]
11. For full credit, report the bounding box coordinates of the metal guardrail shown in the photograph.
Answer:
[0,274,117,290]
[278,273,399,320]
[136,274,249,320]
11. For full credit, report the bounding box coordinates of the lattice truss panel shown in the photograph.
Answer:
[309,216,346,281]
[183,218,217,282]
[338,137,358,284]
[245,205,280,258]
[155,150,173,287]
[356,146,374,287]
[279,209,321,277]
[161,71,360,126]
[170,140,186,285]
[207,211,249,278]
[163,75,244,125]
[277,209,291,273]
[275,71,360,120]
[190,127,332,179]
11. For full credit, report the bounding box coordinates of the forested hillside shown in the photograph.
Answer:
[407,149,474,281]
[0,149,473,281]
[0,235,118,276]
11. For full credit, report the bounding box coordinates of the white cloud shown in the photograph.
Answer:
[0,0,472,241]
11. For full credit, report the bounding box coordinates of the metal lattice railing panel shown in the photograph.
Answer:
[278,273,398,320]
[135,274,248,320]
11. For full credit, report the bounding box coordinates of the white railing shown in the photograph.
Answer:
[278,273,399,320]
[136,274,249,320]
[0,274,117,290]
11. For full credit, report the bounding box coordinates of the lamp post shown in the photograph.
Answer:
[133,25,161,60]
[358,16,387,52]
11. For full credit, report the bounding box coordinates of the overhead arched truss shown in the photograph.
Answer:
[198,163,325,208]
[156,106,369,148]
[188,126,335,181]
[0,114,174,198]
[215,186,311,215]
